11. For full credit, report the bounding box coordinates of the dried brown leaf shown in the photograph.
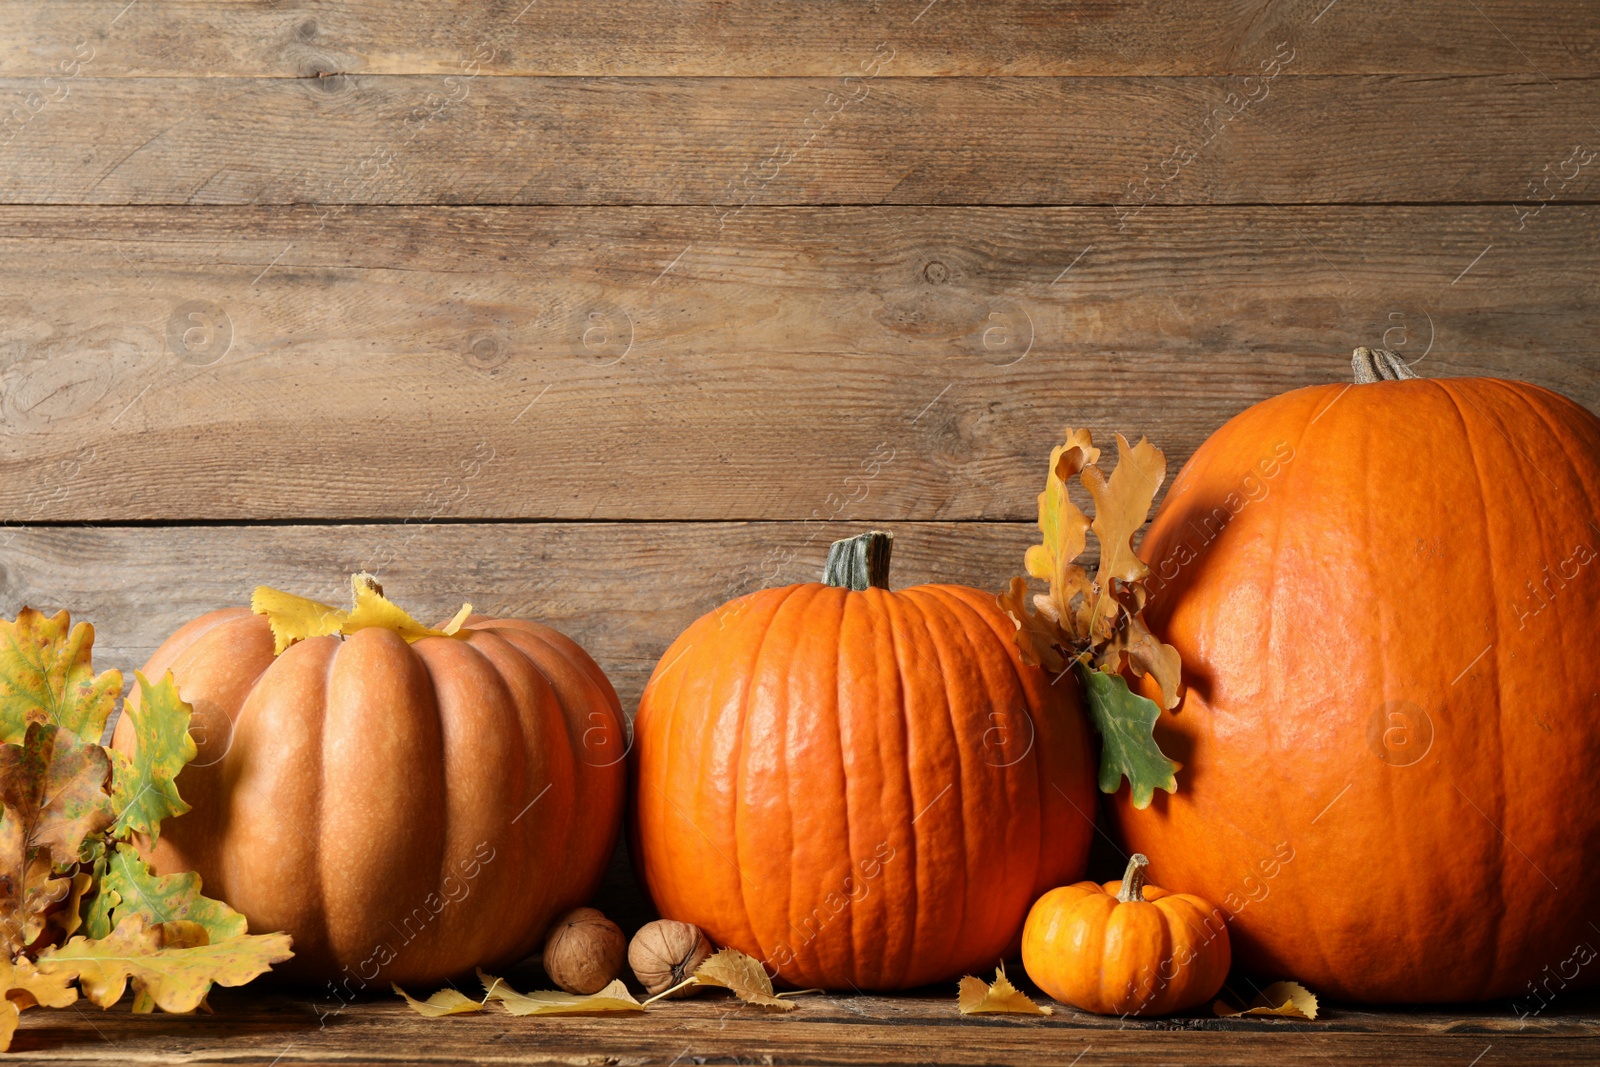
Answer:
[476,971,643,1016]
[1213,981,1319,1020]
[691,948,796,1011]
[998,578,1066,673]
[393,984,484,1017]
[1081,433,1167,588]
[957,964,1052,1016]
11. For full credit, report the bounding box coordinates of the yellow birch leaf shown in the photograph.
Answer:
[1213,980,1319,1020]
[249,587,346,656]
[1081,433,1167,588]
[476,970,643,1016]
[393,984,484,1017]
[252,575,473,655]
[686,948,796,1010]
[957,964,1053,1015]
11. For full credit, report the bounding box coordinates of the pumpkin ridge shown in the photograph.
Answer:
[747,584,815,980]
[454,629,566,966]
[875,587,919,989]
[900,586,972,985]
[918,583,1041,957]
[830,585,860,986]
[677,590,782,961]
[1432,381,1512,997]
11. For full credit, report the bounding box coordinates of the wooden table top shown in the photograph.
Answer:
[10,986,1599,1065]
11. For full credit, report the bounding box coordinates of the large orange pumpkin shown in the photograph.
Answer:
[1118,348,1600,1002]
[630,532,1098,991]
[111,581,626,989]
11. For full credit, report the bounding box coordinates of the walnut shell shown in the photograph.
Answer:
[542,907,626,995]
[628,919,713,997]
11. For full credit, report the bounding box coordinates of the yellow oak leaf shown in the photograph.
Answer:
[394,984,484,1017]
[957,964,1053,1015]
[1082,433,1167,588]
[1213,980,1319,1020]
[1023,428,1099,635]
[0,608,122,746]
[476,971,644,1016]
[252,574,472,655]
[37,914,293,1013]
[686,948,796,1010]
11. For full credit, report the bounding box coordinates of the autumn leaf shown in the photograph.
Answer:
[476,971,644,1016]
[999,427,1182,808]
[252,574,472,655]
[957,964,1053,1015]
[1075,664,1179,809]
[36,914,293,1013]
[109,672,196,842]
[0,609,121,747]
[999,578,1066,674]
[394,984,484,1017]
[102,843,247,943]
[685,948,796,1010]
[1214,981,1319,1020]
[0,723,115,954]
[1023,428,1099,635]
[0,956,81,1052]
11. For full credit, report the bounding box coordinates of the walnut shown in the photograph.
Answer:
[541,907,625,995]
[628,919,713,997]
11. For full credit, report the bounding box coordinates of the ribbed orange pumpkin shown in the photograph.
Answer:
[111,590,626,988]
[630,532,1098,991]
[1022,854,1230,1015]
[1118,349,1600,1002]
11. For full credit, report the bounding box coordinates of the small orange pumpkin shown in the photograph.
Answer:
[1022,853,1230,1016]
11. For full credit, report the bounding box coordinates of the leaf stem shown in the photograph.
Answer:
[640,976,699,1006]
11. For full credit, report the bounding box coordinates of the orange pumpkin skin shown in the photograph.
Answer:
[630,579,1098,991]
[111,607,626,986]
[1022,858,1230,1015]
[1119,374,1600,1002]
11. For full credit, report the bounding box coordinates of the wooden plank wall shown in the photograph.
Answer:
[2,0,1597,716]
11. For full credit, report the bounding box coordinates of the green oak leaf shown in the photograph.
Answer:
[110,672,197,842]
[1075,661,1179,809]
[0,609,122,746]
[103,843,246,943]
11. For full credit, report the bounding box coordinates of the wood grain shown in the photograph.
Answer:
[1,74,1596,205]
[0,205,1595,522]
[0,521,1045,715]
[5,986,1596,1064]
[4,0,1597,77]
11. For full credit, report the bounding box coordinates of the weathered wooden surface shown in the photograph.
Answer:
[6,985,1598,1065]
[0,74,1596,205]
[5,0,1599,77]
[0,521,1039,712]
[2,205,1596,522]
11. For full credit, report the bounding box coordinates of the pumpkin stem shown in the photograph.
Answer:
[1116,853,1151,903]
[1351,346,1419,383]
[823,531,893,591]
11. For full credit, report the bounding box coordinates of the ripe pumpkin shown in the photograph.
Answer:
[630,532,1098,991]
[1119,348,1600,1002]
[1022,853,1230,1015]
[111,580,626,988]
